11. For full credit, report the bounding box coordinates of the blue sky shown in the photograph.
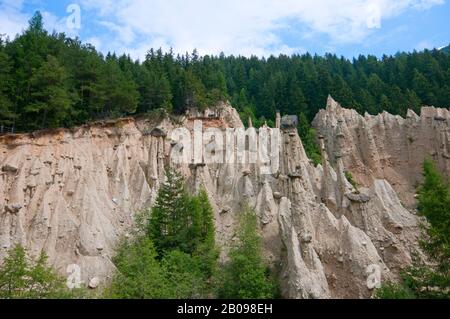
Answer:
[1,0,449,61]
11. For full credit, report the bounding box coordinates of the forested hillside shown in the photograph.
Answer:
[1,12,449,132]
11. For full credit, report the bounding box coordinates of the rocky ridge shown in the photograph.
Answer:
[1,98,446,298]
[313,96,450,207]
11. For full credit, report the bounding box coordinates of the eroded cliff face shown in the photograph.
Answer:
[1,99,444,299]
[313,96,450,208]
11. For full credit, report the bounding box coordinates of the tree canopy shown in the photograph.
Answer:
[1,12,450,132]
[0,245,79,299]
[218,206,277,299]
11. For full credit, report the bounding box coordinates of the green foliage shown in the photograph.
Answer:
[107,236,210,299]
[107,237,173,299]
[2,11,450,133]
[0,245,75,299]
[404,159,450,299]
[190,189,219,278]
[161,250,205,298]
[297,113,321,165]
[373,282,416,299]
[147,168,194,255]
[417,160,450,271]
[0,245,27,298]
[218,206,277,299]
[401,262,449,299]
[345,171,359,191]
[109,173,279,299]
[101,56,139,117]
[109,171,218,299]
[376,160,450,299]
[148,169,218,265]
[0,49,15,126]
[26,55,72,129]
[28,11,44,32]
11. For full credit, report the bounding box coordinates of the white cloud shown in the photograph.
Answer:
[41,10,80,37]
[415,40,433,50]
[0,0,81,39]
[0,0,445,59]
[99,21,135,44]
[78,0,444,59]
[0,0,28,39]
[85,36,103,50]
[413,0,444,10]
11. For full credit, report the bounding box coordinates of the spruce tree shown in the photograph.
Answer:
[28,11,44,33]
[0,50,14,127]
[25,55,72,129]
[191,189,218,277]
[0,245,70,299]
[110,176,218,298]
[2,11,450,133]
[109,237,172,299]
[101,58,139,116]
[417,160,450,273]
[376,160,450,299]
[297,113,321,165]
[148,168,192,256]
[0,245,28,298]
[218,206,276,299]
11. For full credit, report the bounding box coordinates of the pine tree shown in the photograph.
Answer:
[376,160,450,299]
[218,206,276,299]
[0,245,70,299]
[25,55,72,129]
[26,251,67,298]
[0,50,15,127]
[148,168,193,256]
[367,73,385,109]
[405,89,422,114]
[412,69,432,103]
[330,75,354,108]
[110,179,217,298]
[108,237,172,299]
[380,94,391,113]
[191,189,218,277]
[287,76,308,116]
[28,11,44,33]
[417,160,450,273]
[139,68,173,113]
[2,12,450,133]
[397,160,450,299]
[101,58,139,117]
[0,245,28,298]
[297,113,321,165]
[161,250,204,298]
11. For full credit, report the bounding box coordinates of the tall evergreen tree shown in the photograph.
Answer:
[148,168,189,255]
[109,237,172,299]
[25,55,72,129]
[375,160,450,299]
[0,245,28,298]
[0,245,72,299]
[138,68,173,113]
[0,49,14,127]
[417,160,450,274]
[191,189,218,277]
[101,58,139,117]
[297,113,321,165]
[2,10,450,132]
[218,206,276,299]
